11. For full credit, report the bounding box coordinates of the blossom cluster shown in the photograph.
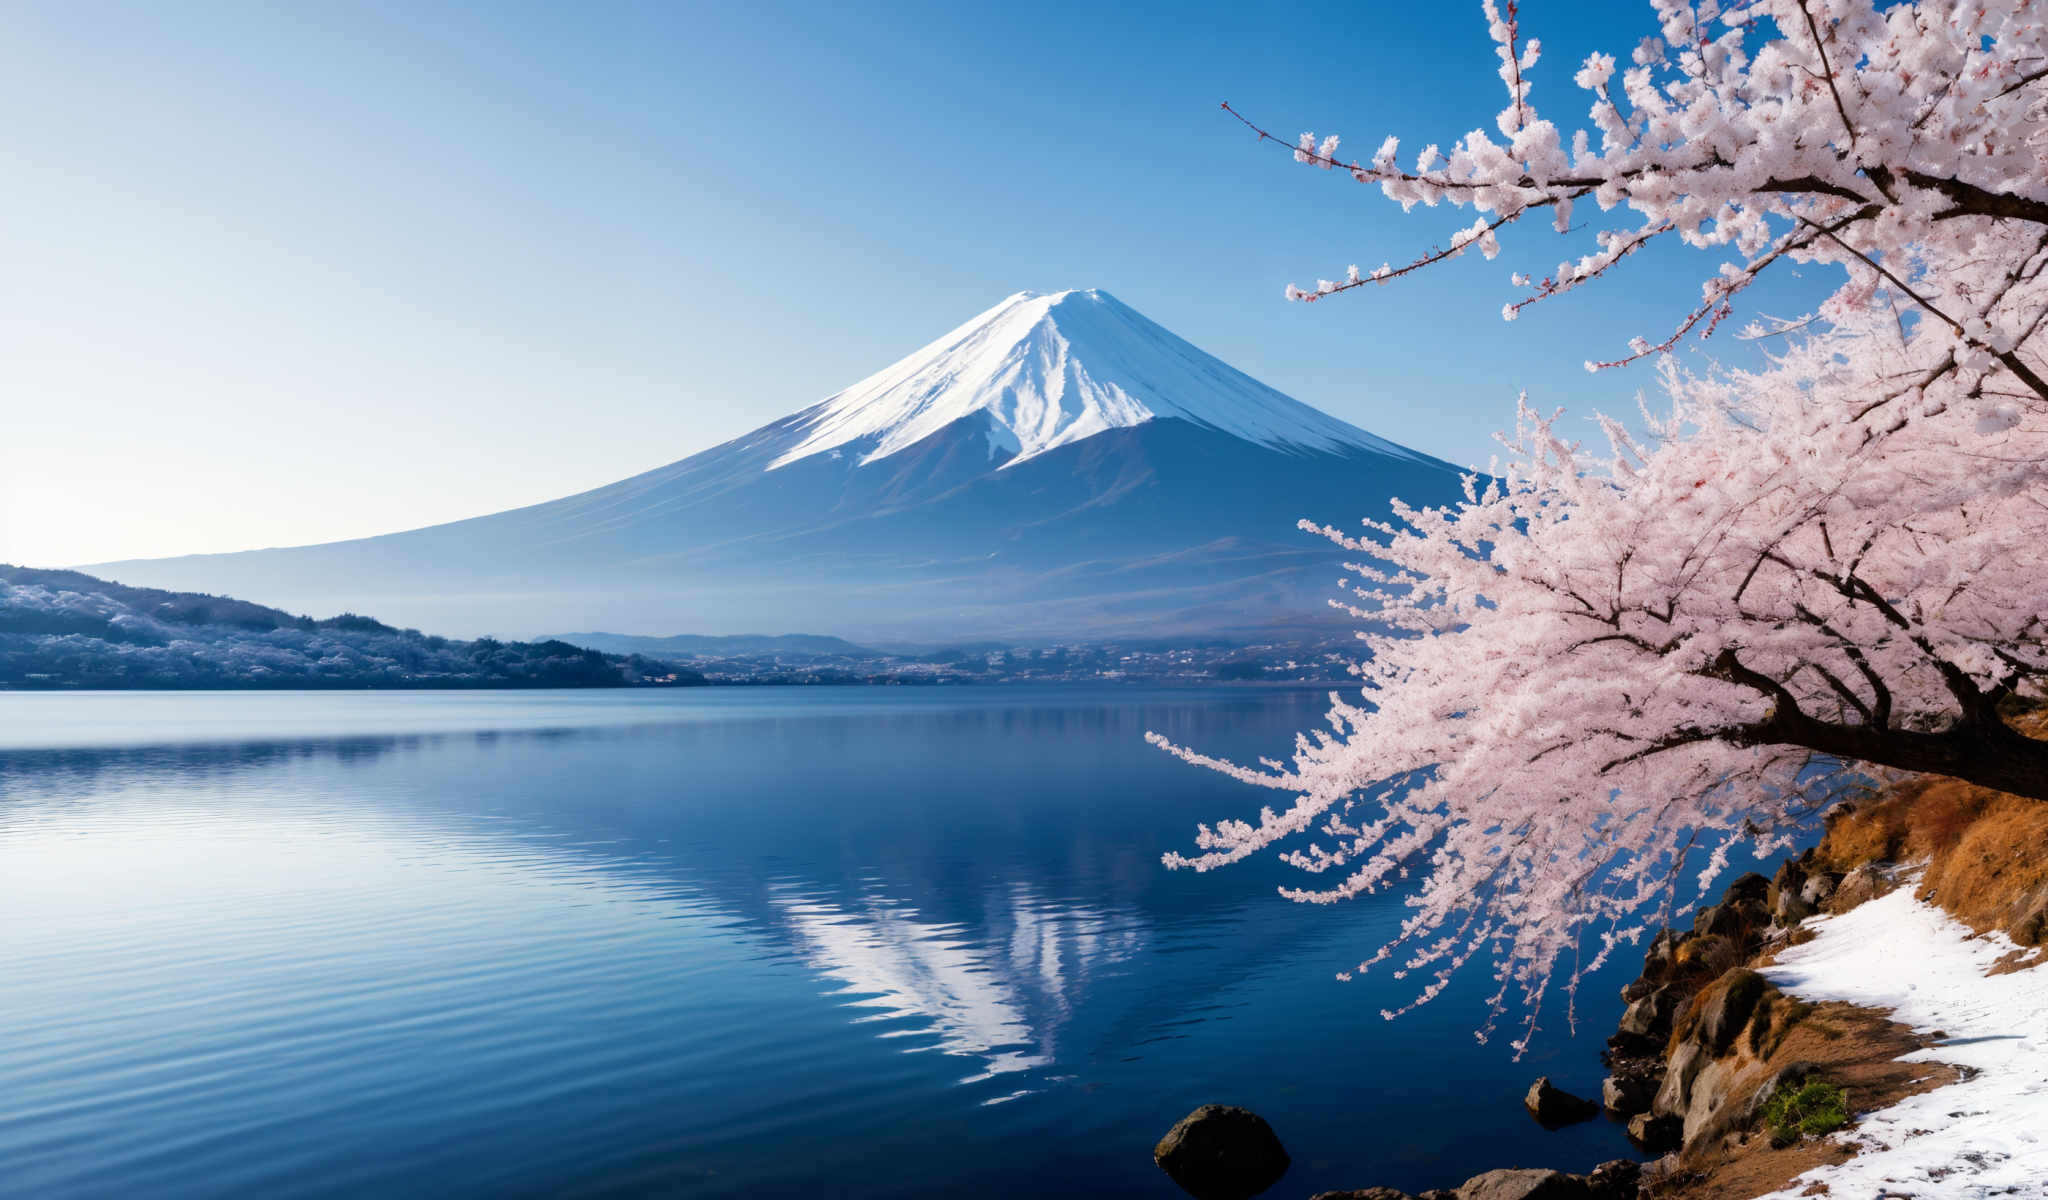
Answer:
[1252,0,2048,382]
[1179,0,2048,1046]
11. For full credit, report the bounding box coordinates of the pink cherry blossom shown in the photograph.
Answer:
[1175,0,2048,1049]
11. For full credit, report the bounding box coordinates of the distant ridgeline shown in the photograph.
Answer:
[0,566,1363,690]
[0,566,705,690]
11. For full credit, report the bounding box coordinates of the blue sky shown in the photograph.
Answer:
[1,0,1828,567]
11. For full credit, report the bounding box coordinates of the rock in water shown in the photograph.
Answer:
[1522,1077,1599,1127]
[1153,1105,1291,1200]
[1455,1168,1591,1200]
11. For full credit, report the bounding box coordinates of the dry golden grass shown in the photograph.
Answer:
[1917,792,2048,943]
[1812,792,1913,874]
[1809,709,2048,944]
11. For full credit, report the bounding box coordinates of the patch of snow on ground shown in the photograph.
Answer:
[1757,884,2048,1198]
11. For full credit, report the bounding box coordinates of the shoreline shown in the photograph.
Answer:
[1276,712,2048,1200]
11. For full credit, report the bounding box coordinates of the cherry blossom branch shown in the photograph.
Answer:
[1801,217,2048,403]
[1174,0,2048,1041]
[1796,0,1860,151]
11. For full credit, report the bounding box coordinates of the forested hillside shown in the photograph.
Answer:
[0,566,703,690]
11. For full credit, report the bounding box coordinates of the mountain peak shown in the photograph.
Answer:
[89,289,1464,641]
[769,289,1418,471]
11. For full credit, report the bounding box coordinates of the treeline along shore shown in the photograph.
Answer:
[0,566,1359,690]
[0,565,697,690]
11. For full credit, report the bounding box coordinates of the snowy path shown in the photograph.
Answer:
[1757,886,2048,1198]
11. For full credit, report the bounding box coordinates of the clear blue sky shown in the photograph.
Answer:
[1,0,1827,567]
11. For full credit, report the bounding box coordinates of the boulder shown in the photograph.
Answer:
[1639,928,1682,979]
[1652,1039,1707,1118]
[1649,969,1796,1148]
[1523,1077,1599,1127]
[1637,1153,1682,1187]
[1696,899,1768,941]
[1583,1159,1642,1200]
[1673,932,1735,975]
[1455,1168,1590,1200]
[1832,862,1897,911]
[1695,969,1770,1056]
[1626,1112,1684,1153]
[1152,1105,1290,1200]
[1775,886,1815,925]
[1601,1068,1658,1117]
[1770,857,1808,913]
[1617,986,1680,1039]
[1666,1052,1749,1149]
[1800,872,1840,908]
[1723,871,1771,905]
[1310,1190,1415,1200]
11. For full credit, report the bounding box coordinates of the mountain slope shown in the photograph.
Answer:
[90,290,1468,641]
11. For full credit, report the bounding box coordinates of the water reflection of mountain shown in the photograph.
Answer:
[771,881,1146,1094]
[0,691,1687,1196]
[0,692,1355,1099]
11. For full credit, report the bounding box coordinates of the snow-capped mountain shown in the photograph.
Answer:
[90,290,1468,641]
[774,290,1418,469]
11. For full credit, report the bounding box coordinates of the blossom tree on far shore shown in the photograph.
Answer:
[1158,0,2048,1047]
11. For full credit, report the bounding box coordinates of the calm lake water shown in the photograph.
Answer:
[0,687,1645,1199]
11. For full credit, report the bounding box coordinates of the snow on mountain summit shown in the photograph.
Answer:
[770,289,1419,470]
[90,288,1469,641]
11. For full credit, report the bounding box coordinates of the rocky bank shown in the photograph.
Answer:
[1624,748,2048,1198]
[1156,712,2048,1200]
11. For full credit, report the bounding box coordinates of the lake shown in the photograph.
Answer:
[0,687,1644,1198]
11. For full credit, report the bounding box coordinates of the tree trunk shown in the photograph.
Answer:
[1758,710,2048,801]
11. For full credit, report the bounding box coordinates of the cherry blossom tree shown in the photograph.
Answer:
[1159,0,2048,1045]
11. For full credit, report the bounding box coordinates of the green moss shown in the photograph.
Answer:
[1763,1080,1849,1144]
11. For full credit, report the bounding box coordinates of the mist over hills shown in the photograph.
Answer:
[90,290,1467,641]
